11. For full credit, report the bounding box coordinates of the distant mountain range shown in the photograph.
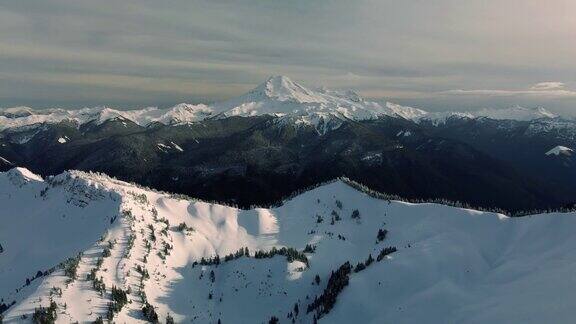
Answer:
[0,76,560,132]
[0,76,574,212]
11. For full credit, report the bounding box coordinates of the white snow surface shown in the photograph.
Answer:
[2,168,576,323]
[545,145,573,156]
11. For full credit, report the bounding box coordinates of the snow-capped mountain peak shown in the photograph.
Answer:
[385,102,428,120]
[253,75,326,104]
[123,103,213,125]
[0,103,214,132]
[212,76,399,133]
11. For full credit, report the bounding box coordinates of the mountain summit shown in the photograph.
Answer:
[212,76,423,134]
[252,75,325,103]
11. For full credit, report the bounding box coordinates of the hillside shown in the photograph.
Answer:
[2,168,576,323]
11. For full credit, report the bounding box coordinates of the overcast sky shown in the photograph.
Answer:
[0,0,575,115]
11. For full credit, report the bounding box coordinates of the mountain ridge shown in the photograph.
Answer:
[3,167,576,323]
[0,76,564,135]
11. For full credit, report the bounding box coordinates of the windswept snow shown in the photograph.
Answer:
[2,168,576,323]
[545,145,573,156]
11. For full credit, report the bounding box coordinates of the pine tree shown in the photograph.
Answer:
[377,229,387,242]
[365,254,374,267]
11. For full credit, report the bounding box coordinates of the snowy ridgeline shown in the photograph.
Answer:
[0,76,562,136]
[1,168,576,323]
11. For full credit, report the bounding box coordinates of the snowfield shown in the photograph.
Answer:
[2,168,576,323]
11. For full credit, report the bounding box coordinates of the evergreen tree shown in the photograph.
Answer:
[365,254,374,267]
[377,229,387,242]
[142,303,159,323]
[32,300,58,324]
[335,200,343,209]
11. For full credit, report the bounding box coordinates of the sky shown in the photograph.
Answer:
[0,0,575,115]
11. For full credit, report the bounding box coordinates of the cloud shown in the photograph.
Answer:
[530,82,566,91]
[442,82,576,98]
[0,0,575,111]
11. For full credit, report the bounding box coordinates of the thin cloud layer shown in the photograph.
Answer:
[0,0,574,115]
[530,82,566,91]
[443,82,576,98]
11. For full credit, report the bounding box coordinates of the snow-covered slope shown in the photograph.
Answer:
[0,168,120,320]
[2,168,576,323]
[385,102,428,120]
[545,145,573,156]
